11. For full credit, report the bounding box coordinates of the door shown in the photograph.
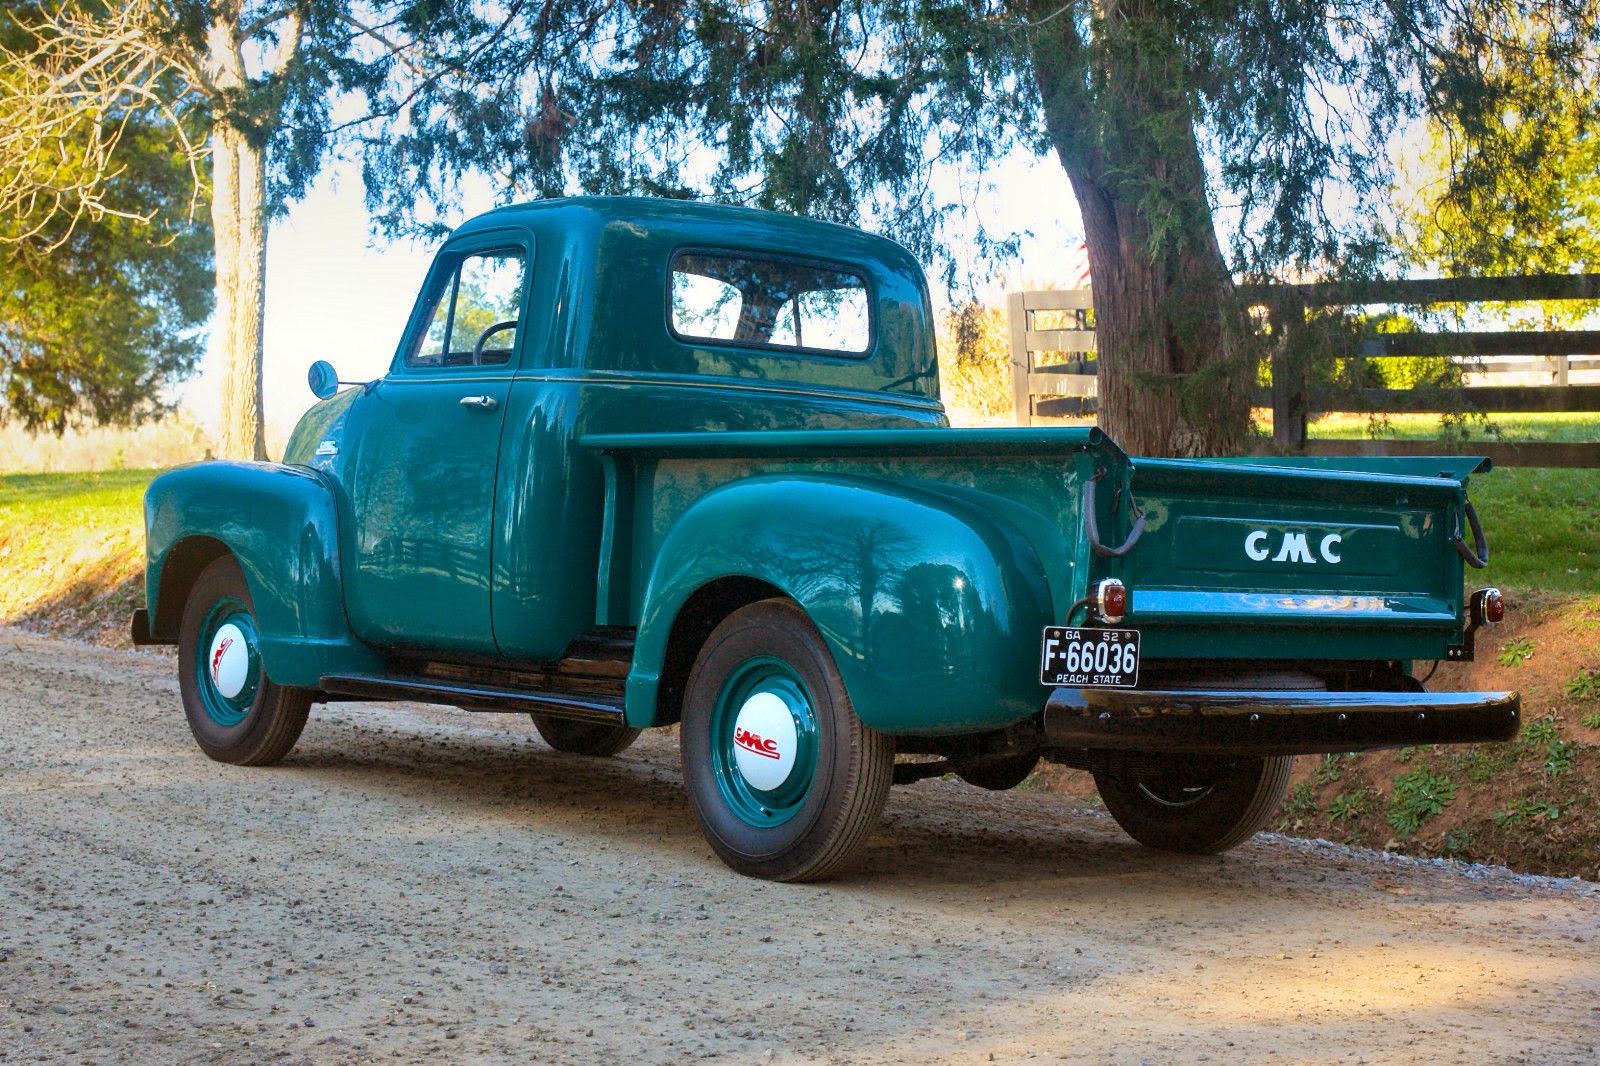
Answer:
[343,237,529,654]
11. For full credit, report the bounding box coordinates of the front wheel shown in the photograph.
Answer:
[680,599,893,882]
[178,556,313,766]
[1094,755,1293,854]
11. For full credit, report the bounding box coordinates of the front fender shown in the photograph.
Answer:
[629,475,1054,735]
[144,461,380,687]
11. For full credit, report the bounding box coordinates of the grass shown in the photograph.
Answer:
[1310,411,1600,444]
[1465,467,1599,594]
[0,466,156,515]
[0,467,157,568]
[0,468,157,643]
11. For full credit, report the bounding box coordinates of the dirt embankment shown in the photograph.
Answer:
[3,630,1599,1065]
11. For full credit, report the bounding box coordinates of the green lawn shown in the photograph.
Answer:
[1311,411,1600,443]
[1465,467,1599,595]
[0,467,155,540]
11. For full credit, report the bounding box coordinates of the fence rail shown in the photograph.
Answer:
[1006,289,1098,424]
[1007,275,1600,466]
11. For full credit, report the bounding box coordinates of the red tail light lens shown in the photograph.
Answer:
[1095,578,1129,623]
[1483,588,1504,624]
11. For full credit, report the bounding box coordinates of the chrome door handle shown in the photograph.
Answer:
[459,395,498,411]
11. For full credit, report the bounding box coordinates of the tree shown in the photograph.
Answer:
[1395,12,1600,325]
[364,0,1598,457]
[2,1,385,458]
[0,7,212,433]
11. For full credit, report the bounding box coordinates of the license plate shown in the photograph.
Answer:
[1039,627,1140,688]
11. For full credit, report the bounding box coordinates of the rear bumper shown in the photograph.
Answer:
[1043,687,1520,757]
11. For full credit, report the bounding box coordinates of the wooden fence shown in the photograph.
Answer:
[1006,289,1098,424]
[1008,274,1600,467]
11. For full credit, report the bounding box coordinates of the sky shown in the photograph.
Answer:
[176,150,1086,438]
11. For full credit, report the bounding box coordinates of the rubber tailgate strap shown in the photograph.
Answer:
[1453,500,1489,570]
[1082,478,1147,558]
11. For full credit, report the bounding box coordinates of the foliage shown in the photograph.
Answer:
[1497,638,1537,667]
[1566,670,1600,701]
[1441,827,1472,859]
[1520,717,1560,747]
[1278,781,1318,830]
[935,301,1014,422]
[1388,768,1456,837]
[1393,12,1600,298]
[0,0,396,457]
[1582,710,1600,730]
[0,7,212,433]
[1451,742,1516,784]
[1313,752,1356,786]
[1328,790,1371,825]
[1543,740,1575,777]
[1492,798,1560,828]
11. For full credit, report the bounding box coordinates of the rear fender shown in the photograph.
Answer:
[628,475,1054,735]
[144,462,380,687]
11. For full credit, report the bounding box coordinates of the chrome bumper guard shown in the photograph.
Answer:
[1044,687,1520,757]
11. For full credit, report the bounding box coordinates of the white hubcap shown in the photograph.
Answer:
[208,623,249,700]
[732,691,798,792]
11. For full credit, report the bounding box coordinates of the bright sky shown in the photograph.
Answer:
[177,151,1085,438]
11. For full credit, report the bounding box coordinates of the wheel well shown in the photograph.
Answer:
[150,536,232,641]
[654,577,785,727]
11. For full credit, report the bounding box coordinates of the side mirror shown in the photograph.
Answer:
[308,360,339,400]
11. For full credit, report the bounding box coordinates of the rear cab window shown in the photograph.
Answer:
[669,252,873,356]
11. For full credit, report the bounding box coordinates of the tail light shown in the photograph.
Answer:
[1094,578,1129,624]
[1472,587,1505,626]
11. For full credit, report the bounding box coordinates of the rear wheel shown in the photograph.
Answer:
[1093,755,1293,854]
[530,713,640,757]
[681,599,893,882]
[178,556,312,766]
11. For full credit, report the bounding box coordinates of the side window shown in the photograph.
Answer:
[669,252,872,355]
[408,248,526,368]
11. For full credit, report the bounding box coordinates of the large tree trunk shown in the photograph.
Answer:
[210,121,268,461]
[1025,0,1254,457]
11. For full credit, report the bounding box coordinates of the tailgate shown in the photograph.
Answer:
[1117,456,1485,661]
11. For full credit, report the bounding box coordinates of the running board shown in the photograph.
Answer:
[318,674,626,725]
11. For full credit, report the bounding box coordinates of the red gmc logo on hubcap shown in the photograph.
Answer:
[734,726,780,759]
[211,637,234,682]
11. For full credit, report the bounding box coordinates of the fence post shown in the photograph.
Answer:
[1008,292,1032,427]
[1270,294,1307,450]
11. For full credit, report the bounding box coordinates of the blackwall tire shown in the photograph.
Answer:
[177,556,313,766]
[1093,755,1294,854]
[530,713,641,757]
[680,599,893,882]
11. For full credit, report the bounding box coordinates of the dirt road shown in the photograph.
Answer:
[2,629,1597,1065]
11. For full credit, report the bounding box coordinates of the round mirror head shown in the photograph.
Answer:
[307,360,339,400]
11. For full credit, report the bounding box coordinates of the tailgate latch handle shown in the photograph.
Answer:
[1452,500,1489,570]
[1083,479,1147,558]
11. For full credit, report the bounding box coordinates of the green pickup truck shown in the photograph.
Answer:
[135,197,1519,881]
